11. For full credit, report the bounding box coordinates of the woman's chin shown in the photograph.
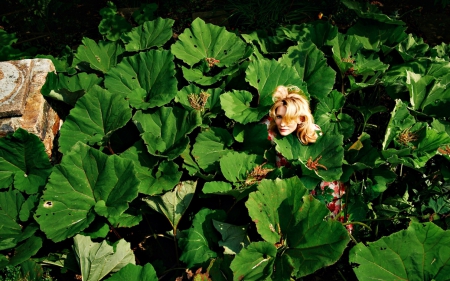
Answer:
[278,130,292,136]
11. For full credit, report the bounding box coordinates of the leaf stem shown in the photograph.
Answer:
[337,269,348,281]
[342,221,372,231]
[348,232,358,244]
[174,228,180,266]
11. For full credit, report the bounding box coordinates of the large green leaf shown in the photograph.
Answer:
[121,18,174,51]
[395,34,429,62]
[220,90,268,124]
[313,90,355,140]
[181,63,241,86]
[0,128,52,194]
[191,127,234,173]
[382,100,416,150]
[233,123,272,155]
[274,133,344,181]
[104,50,177,109]
[171,17,247,67]
[245,58,307,107]
[98,2,132,41]
[327,33,363,78]
[133,106,201,160]
[241,29,289,58]
[279,40,336,100]
[7,235,43,267]
[0,189,24,246]
[179,208,225,268]
[212,220,250,255]
[132,3,158,25]
[119,140,181,195]
[35,143,139,242]
[242,177,349,278]
[341,0,406,25]
[73,234,135,281]
[406,71,450,117]
[41,72,103,106]
[143,181,196,233]
[219,151,264,183]
[59,85,132,154]
[105,263,157,281]
[277,21,338,48]
[230,241,277,281]
[347,21,407,51]
[74,37,125,73]
[350,222,450,281]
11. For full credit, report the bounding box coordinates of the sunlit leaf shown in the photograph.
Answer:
[179,208,225,267]
[73,234,135,281]
[121,18,174,51]
[0,128,52,194]
[74,37,125,73]
[59,85,132,154]
[350,222,450,281]
[35,143,139,242]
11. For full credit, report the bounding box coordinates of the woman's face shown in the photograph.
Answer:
[275,105,300,136]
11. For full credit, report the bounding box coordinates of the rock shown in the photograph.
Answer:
[0,59,60,157]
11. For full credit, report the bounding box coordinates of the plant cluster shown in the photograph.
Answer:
[1,0,450,280]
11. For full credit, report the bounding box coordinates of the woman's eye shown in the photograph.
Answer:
[276,115,282,119]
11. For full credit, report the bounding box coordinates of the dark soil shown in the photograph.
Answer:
[1,0,450,57]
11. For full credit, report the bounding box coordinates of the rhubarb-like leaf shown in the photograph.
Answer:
[143,181,196,233]
[133,106,202,160]
[35,143,139,242]
[245,58,307,107]
[73,234,135,281]
[350,222,450,281]
[105,263,157,281]
[171,17,247,67]
[121,18,174,52]
[279,40,336,100]
[219,151,264,183]
[273,133,344,181]
[243,177,349,278]
[98,2,132,41]
[42,72,103,106]
[0,128,52,194]
[179,208,225,267]
[213,220,249,255]
[119,140,181,195]
[74,37,125,73]
[314,90,355,140]
[105,50,177,109]
[220,90,268,124]
[192,127,234,173]
[59,85,132,154]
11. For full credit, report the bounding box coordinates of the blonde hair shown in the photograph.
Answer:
[268,85,318,144]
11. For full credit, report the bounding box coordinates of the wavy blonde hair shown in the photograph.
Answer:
[268,85,318,144]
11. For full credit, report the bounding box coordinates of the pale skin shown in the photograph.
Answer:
[275,105,305,136]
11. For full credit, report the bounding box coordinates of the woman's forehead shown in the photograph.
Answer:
[276,105,287,115]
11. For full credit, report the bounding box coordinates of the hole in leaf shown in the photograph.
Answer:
[43,201,53,208]
[350,262,360,268]
[224,50,228,55]
[194,45,197,48]
[257,79,260,83]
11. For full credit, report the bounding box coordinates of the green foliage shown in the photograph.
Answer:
[2,1,450,280]
[350,222,450,280]
[73,234,135,281]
